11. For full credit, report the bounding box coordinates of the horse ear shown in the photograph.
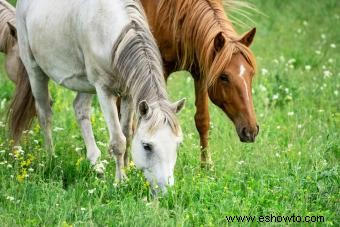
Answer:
[173,98,186,114]
[239,27,256,47]
[214,32,225,52]
[7,22,17,39]
[138,100,150,118]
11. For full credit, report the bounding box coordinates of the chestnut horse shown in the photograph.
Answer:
[141,0,259,167]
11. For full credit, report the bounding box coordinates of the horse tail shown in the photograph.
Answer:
[8,58,36,142]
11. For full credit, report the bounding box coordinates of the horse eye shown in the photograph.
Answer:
[220,74,229,83]
[142,143,153,152]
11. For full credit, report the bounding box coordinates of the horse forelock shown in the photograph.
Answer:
[141,101,181,137]
[155,0,256,89]
[0,0,16,52]
[206,41,257,88]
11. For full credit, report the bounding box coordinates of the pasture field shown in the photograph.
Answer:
[0,0,339,226]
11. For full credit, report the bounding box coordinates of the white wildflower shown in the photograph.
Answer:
[287,58,296,64]
[323,70,332,78]
[330,43,336,48]
[272,94,279,100]
[81,207,86,211]
[237,160,245,165]
[259,84,267,92]
[53,127,64,132]
[321,34,326,40]
[7,164,12,169]
[280,55,285,62]
[297,124,302,129]
[88,188,96,194]
[6,196,15,201]
[305,65,311,71]
[334,90,338,96]
[315,50,321,55]
[13,146,22,150]
[288,112,294,116]
[261,68,269,76]
[75,147,82,152]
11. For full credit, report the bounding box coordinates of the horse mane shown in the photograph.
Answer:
[155,0,256,88]
[0,0,16,53]
[111,0,181,136]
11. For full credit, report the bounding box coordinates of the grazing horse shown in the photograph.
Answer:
[141,0,259,167]
[12,0,185,192]
[0,0,19,83]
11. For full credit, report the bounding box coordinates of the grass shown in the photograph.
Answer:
[0,0,339,226]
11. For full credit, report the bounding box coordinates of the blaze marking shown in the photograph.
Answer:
[239,64,250,102]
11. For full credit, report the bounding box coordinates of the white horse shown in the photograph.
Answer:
[12,0,185,192]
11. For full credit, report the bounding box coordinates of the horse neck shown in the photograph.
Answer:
[111,25,169,110]
[155,0,238,72]
[134,79,168,108]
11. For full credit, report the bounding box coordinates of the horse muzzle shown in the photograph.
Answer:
[238,124,259,143]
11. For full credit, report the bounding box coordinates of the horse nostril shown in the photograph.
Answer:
[256,124,260,135]
[241,127,251,140]
[241,127,247,138]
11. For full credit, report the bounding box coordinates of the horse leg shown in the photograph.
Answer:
[95,86,126,182]
[15,20,53,153]
[73,93,105,173]
[29,68,54,154]
[119,96,134,168]
[194,79,213,168]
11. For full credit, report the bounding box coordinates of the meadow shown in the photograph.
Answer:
[0,0,339,226]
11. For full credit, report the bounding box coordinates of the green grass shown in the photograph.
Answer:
[0,0,339,226]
